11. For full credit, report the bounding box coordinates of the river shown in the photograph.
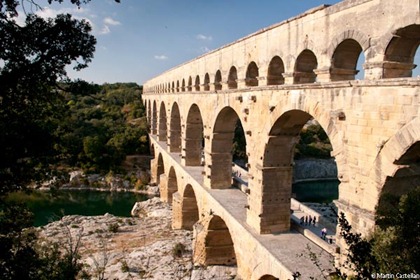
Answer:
[6,190,148,226]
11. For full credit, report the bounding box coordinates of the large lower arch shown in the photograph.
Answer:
[371,117,420,209]
[172,184,199,230]
[160,166,178,204]
[169,103,181,153]
[249,110,336,233]
[183,104,204,166]
[207,107,244,189]
[151,100,157,134]
[193,215,237,266]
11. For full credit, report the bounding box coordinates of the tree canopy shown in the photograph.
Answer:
[0,0,103,194]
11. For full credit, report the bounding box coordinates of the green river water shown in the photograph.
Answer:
[7,180,338,227]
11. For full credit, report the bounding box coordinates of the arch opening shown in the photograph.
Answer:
[169,103,181,153]
[209,107,246,189]
[194,215,237,266]
[294,49,318,84]
[181,79,186,92]
[152,101,157,135]
[246,61,259,86]
[383,24,420,78]
[204,73,210,91]
[414,47,420,77]
[331,39,363,81]
[156,153,165,184]
[228,66,238,89]
[159,166,178,204]
[259,275,279,280]
[158,102,167,141]
[374,141,420,270]
[176,80,180,92]
[258,110,338,233]
[184,104,204,166]
[215,70,222,91]
[188,76,192,92]
[195,75,200,91]
[267,56,285,85]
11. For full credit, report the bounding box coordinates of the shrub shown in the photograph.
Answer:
[108,223,119,233]
[172,242,186,258]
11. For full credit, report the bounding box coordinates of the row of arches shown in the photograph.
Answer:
[154,152,281,279]
[148,95,340,234]
[150,25,420,94]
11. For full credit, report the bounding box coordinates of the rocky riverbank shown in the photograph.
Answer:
[293,158,337,182]
[38,198,237,280]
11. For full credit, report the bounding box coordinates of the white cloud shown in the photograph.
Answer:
[99,25,111,35]
[200,46,210,53]
[196,34,213,41]
[104,17,121,26]
[98,17,121,35]
[154,55,168,60]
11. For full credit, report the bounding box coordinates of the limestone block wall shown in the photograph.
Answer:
[145,80,420,237]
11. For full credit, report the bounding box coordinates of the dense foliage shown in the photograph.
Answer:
[337,186,420,278]
[58,82,149,173]
[0,1,97,194]
[295,123,332,159]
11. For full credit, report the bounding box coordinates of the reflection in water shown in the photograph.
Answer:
[7,190,148,226]
[292,180,339,203]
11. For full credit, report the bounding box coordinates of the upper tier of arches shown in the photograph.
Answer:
[149,26,420,94]
[145,0,420,94]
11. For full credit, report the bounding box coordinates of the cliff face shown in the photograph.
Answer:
[293,158,338,182]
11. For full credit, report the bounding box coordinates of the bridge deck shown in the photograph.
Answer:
[151,135,338,278]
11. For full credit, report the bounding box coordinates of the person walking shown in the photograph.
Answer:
[313,216,316,226]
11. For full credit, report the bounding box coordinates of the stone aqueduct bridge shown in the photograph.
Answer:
[142,0,420,279]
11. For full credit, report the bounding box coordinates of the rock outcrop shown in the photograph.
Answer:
[293,158,338,182]
[38,197,237,280]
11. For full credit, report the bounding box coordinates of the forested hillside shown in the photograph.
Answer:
[57,82,149,173]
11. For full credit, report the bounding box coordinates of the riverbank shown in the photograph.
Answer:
[38,197,237,280]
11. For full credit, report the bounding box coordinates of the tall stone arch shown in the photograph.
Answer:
[151,100,157,135]
[215,70,222,90]
[158,102,167,142]
[182,104,204,166]
[169,102,181,153]
[205,106,245,189]
[371,117,420,203]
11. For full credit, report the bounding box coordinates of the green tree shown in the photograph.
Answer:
[0,1,118,279]
[0,3,96,194]
[373,186,420,273]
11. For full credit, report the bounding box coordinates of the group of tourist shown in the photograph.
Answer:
[300,215,316,226]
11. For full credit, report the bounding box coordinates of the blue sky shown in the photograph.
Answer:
[23,0,419,85]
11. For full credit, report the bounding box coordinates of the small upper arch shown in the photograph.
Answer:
[293,49,318,84]
[246,61,259,86]
[267,56,285,85]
